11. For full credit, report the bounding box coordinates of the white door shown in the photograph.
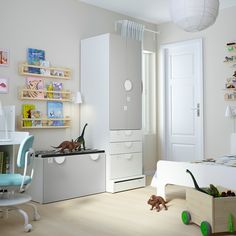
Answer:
[162,39,204,162]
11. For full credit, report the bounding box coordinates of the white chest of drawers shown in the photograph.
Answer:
[106,130,145,192]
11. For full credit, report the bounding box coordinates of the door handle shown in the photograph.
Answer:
[191,103,200,117]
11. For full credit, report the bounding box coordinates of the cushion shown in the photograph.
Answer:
[0,174,31,187]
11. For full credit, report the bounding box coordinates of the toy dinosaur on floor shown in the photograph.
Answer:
[52,140,81,153]
[147,195,168,212]
[74,123,88,150]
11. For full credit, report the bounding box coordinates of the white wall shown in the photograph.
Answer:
[0,0,156,151]
[156,7,236,159]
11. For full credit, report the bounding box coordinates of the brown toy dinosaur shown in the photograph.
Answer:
[147,195,168,212]
[52,140,81,153]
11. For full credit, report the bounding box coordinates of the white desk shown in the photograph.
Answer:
[0,131,29,172]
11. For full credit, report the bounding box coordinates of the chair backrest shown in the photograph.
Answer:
[17,135,34,168]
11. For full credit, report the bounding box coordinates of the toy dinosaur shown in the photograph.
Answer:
[147,195,167,212]
[186,169,220,197]
[74,123,88,150]
[52,140,81,153]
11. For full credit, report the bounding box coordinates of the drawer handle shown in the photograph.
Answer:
[90,154,100,161]
[54,156,66,164]
[125,142,133,148]
[124,130,133,136]
[125,154,133,160]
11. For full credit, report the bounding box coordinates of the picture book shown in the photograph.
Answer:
[27,48,45,74]
[52,82,63,99]
[31,110,42,127]
[40,60,50,76]
[22,104,36,127]
[46,83,53,99]
[0,152,4,173]
[47,101,64,126]
[2,153,10,174]
[26,77,44,99]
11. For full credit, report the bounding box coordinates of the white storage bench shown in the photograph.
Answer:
[28,150,105,203]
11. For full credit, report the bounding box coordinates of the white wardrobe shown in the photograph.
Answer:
[80,33,145,192]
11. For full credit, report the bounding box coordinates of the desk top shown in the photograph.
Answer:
[0,131,29,145]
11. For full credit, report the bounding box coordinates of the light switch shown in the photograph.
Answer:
[124,105,128,111]
[127,96,131,102]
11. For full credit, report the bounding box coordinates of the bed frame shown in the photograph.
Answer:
[151,160,236,199]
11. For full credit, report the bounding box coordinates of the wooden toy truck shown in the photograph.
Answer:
[181,188,236,236]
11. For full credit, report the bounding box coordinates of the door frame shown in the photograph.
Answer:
[158,38,204,161]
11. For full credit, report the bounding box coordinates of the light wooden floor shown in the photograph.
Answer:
[0,179,207,236]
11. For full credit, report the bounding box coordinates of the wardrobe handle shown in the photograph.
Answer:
[125,154,133,160]
[124,130,132,136]
[125,142,133,148]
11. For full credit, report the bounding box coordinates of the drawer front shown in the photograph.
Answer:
[110,153,142,179]
[109,141,142,155]
[43,154,106,203]
[110,130,142,142]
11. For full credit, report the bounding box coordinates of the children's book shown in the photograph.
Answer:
[2,153,10,174]
[40,60,50,76]
[27,48,45,74]
[26,77,44,99]
[52,82,63,99]
[0,152,4,173]
[31,110,42,127]
[47,101,64,126]
[22,104,36,127]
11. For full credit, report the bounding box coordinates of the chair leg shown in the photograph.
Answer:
[16,208,32,232]
[0,209,8,219]
[26,203,40,221]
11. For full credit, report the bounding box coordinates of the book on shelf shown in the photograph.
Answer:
[22,104,36,127]
[27,48,45,74]
[0,152,9,174]
[46,83,53,99]
[31,110,42,127]
[25,77,44,99]
[47,101,64,126]
[52,82,63,99]
[40,60,50,76]
[0,152,4,173]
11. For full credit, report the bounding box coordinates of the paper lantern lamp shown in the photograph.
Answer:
[170,0,220,32]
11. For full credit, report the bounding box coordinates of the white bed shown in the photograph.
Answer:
[151,160,236,199]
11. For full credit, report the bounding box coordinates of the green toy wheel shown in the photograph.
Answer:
[181,211,191,225]
[200,221,212,236]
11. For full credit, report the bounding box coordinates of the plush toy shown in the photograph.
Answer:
[147,195,167,212]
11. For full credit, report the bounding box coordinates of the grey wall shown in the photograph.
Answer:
[0,0,156,151]
[156,7,236,159]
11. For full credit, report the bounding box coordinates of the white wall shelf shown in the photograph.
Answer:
[19,87,72,102]
[19,62,71,80]
[18,117,71,129]
[18,61,73,129]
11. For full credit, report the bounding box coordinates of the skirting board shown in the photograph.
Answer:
[107,175,146,193]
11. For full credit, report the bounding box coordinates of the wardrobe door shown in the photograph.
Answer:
[109,34,127,130]
[126,38,142,129]
[109,35,142,130]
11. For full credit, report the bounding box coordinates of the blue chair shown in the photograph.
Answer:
[0,135,40,232]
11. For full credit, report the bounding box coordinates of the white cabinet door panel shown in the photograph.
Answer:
[110,153,142,179]
[110,130,142,142]
[109,141,142,155]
